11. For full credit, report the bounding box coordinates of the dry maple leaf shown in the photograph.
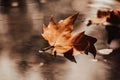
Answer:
[87,9,120,26]
[40,13,97,63]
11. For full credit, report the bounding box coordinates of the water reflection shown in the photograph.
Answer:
[0,0,120,80]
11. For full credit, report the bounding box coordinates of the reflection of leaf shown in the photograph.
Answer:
[87,9,120,26]
[41,13,97,62]
[64,48,76,63]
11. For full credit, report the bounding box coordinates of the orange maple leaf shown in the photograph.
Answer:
[87,9,120,26]
[41,13,97,63]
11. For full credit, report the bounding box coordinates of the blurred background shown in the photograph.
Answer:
[0,0,120,80]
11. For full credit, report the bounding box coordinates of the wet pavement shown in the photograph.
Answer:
[0,0,120,80]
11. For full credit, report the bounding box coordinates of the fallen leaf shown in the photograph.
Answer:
[87,9,120,26]
[41,13,97,63]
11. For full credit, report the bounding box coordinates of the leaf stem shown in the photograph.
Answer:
[39,46,54,53]
[42,46,54,51]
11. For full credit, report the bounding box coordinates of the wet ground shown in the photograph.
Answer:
[0,0,120,80]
